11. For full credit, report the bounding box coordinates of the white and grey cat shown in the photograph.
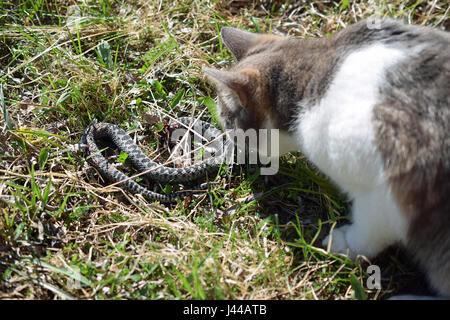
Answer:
[203,19,450,298]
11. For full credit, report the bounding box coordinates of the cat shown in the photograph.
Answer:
[203,19,450,298]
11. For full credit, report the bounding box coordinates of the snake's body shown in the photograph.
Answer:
[81,117,232,203]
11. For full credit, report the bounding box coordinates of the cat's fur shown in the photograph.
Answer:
[203,19,450,297]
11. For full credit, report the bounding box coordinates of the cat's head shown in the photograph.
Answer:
[203,27,284,131]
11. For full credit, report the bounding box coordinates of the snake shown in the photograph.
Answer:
[80,117,233,203]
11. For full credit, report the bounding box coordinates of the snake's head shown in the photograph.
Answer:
[78,118,99,154]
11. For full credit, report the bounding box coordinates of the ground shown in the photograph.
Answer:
[0,0,448,300]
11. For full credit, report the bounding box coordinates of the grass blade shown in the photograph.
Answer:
[0,83,12,130]
[161,21,182,54]
[350,274,367,300]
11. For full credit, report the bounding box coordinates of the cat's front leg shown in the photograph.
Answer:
[322,224,356,259]
[322,222,383,259]
[322,189,408,259]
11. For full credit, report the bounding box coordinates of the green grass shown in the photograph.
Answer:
[0,0,448,300]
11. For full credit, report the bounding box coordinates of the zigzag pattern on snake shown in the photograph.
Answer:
[81,117,233,203]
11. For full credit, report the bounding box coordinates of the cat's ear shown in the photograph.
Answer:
[221,27,281,60]
[221,27,258,60]
[203,66,258,106]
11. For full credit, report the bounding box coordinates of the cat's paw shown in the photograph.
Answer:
[322,225,356,259]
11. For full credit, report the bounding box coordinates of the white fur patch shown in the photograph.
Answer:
[263,118,300,156]
[297,44,407,193]
[294,44,411,257]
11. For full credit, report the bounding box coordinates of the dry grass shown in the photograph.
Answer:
[0,0,448,300]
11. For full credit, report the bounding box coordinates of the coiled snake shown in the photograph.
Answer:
[81,117,232,203]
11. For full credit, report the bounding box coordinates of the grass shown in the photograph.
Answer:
[0,0,448,300]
